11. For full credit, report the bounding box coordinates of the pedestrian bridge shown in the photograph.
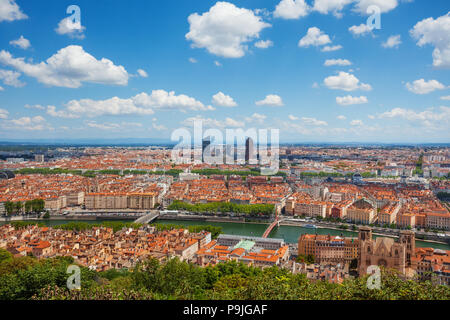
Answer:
[262,217,286,238]
[134,211,160,224]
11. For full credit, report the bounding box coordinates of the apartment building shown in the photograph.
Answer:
[297,234,359,264]
[346,199,377,224]
[426,212,450,231]
[378,202,401,225]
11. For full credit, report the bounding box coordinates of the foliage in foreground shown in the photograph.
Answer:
[0,249,448,300]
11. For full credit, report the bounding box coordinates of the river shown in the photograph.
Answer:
[2,218,448,250]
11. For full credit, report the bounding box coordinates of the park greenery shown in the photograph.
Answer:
[3,199,45,216]
[191,168,286,177]
[0,250,448,300]
[8,221,223,238]
[167,200,274,217]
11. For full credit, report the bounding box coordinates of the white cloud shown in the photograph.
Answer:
[353,0,399,15]
[382,35,401,48]
[0,68,24,87]
[349,23,373,36]
[298,27,331,47]
[152,123,167,131]
[405,79,446,94]
[378,107,450,125]
[0,108,8,119]
[55,16,86,39]
[255,94,284,106]
[324,72,372,91]
[312,82,319,88]
[254,40,273,49]
[337,115,346,120]
[185,2,271,58]
[46,90,214,118]
[9,35,30,49]
[0,0,27,22]
[245,113,267,124]
[288,114,299,121]
[2,115,52,131]
[25,104,45,110]
[85,121,121,130]
[189,57,198,63]
[324,58,352,66]
[441,95,450,100]
[182,115,244,128]
[137,69,148,78]
[302,117,328,126]
[274,0,309,20]
[336,95,368,105]
[212,91,237,107]
[0,86,3,91]
[312,0,353,17]
[350,119,364,126]
[0,45,129,88]
[410,12,450,68]
[321,45,343,52]
[214,61,222,67]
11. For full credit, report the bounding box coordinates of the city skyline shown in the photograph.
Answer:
[0,0,449,143]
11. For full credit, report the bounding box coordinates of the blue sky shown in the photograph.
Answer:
[0,0,449,143]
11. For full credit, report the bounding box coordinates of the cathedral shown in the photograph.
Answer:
[358,227,415,277]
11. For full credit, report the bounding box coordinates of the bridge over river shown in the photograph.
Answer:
[134,211,160,224]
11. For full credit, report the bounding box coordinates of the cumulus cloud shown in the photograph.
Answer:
[0,0,27,22]
[0,68,24,87]
[245,113,267,124]
[337,115,347,120]
[9,35,30,49]
[255,94,284,106]
[2,115,52,131]
[254,40,273,49]
[298,27,331,47]
[0,108,8,119]
[350,119,364,126]
[288,115,299,121]
[382,35,401,48]
[274,0,309,20]
[212,92,237,107]
[321,45,343,52]
[353,0,399,15]
[324,58,352,66]
[310,0,400,18]
[182,115,244,128]
[137,69,148,78]
[349,23,373,36]
[405,79,446,94]
[324,72,372,91]
[189,57,198,63]
[378,107,450,125]
[0,45,129,88]
[214,61,222,67]
[55,16,86,39]
[441,95,450,101]
[336,95,368,105]
[302,117,328,126]
[46,90,214,118]
[185,2,271,58]
[410,12,450,68]
[312,0,353,17]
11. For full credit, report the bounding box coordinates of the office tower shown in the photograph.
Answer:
[245,137,255,164]
[202,137,211,163]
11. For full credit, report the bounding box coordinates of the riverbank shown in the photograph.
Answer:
[1,215,449,250]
